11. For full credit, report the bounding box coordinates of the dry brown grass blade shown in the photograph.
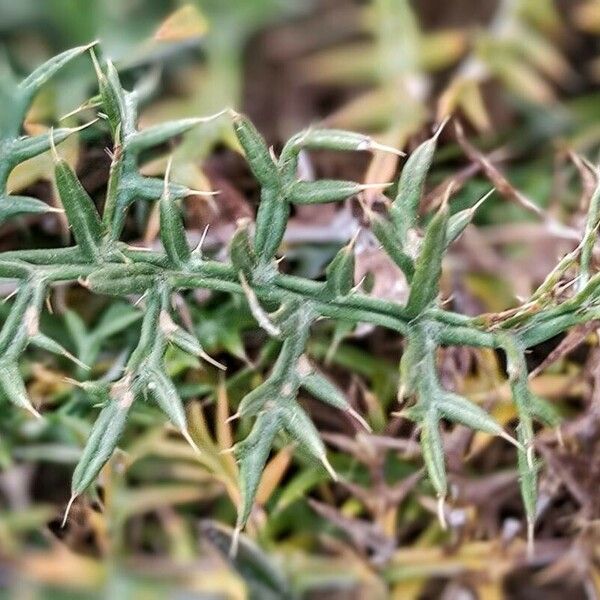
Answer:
[529,321,599,379]
[454,121,545,219]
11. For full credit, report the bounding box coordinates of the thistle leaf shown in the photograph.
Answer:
[144,366,188,435]
[405,200,449,317]
[390,123,444,241]
[325,237,356,297]
[128,118,208,154]
[54,154,104,261]
[19,43,96,102]
[85,264,158,296]
[0,195,62,224]
[517,425,538,553]
[234,409,282,528]
[91,53,128,136]
[288,180,386,205]
[232,112,279,189]
[445,189,493,247]
[254,187,289,262]
[281,402,337,480]
[282,128,403,155]
[529,394,561,428]
[236,381,278,419]
[71,381,132,496]
[0,361,40,418]
[230,220,259,280]
[9,127,82,166]
[420,410,447,499]
[370,213,415,280]
[439,390,517,446]
[159,166,191,268]
[29,333,89,370]
[298,360,370,430]
[159,310,225,370]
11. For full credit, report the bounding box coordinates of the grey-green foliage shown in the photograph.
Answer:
[2,45,597,551]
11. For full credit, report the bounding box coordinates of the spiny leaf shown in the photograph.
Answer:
[517,425,538,555]
[0,195,62,225]
[390,122,445,242]
[53,147,104,261]
[438,390,518,447]
[325,236,356,297]
[445,188,493,247]
[370,212,415,280]
[298,358,370,430]
[420,409,447,501]
[405,200,449,317]
[231,112,279,189]
[91,52,128,136]
[287,180,389,205]
[128,118,211,154]
[29,333,89,370]
[70,380,132,497]
[9,126,85,166]
[234,409,282,529]
[281,402,337,480]
[0,360,40,418]
[144,366,190,438]
[230,219,259,281]
[253,187,289,262]
[236,381,279,419]
[19,43,96,102]
[283,128,404,155]
[85,263,158,296]
[159,310,225,370]
[159,163,191,268]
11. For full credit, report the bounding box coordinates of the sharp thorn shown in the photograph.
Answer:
[229,523,241,559]
[59,100,100,122]
[437,495,448,530]
[2,288,19,303]
[346,406,372,433]
[369,139,406,156]
[527,518,535,559]
[199,349,226,371]
[526,444,535,469]
[181,428,201,455]
[185,188,220,197]
[500,430,522,451]
[397,384,407,404]
[84,40,100,51]
[196,108,230,122]
[163,156,173,199]
[347,227,361,250]
[62,376,84,388]
[89,48,104,81]
[70,118,100,133]
[358,182,393,190]
[192,223,210,255]
[472,188,495,212]
[321,454,338,481]
[26,403,42,419]
[49,127,58,161]
[61,494,77,528]
[433,116,450,140]
[62,350,90,371]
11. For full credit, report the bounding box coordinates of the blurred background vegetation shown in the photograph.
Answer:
[1,0,600,598]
